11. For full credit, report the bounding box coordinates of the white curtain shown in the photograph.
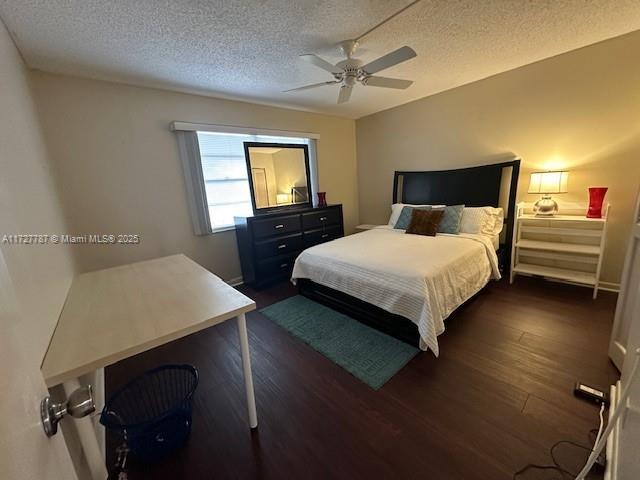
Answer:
[175,130,212,235]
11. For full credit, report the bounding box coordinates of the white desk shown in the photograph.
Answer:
[41,254,257,479]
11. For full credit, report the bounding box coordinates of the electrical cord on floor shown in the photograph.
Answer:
[513,403,606,479]
[514,348,640,479]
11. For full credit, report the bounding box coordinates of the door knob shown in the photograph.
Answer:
[41,385,95,437]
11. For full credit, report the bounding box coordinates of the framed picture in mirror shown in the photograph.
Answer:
[243,142,312,214]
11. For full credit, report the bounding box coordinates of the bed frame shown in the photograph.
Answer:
[298,159,521,346]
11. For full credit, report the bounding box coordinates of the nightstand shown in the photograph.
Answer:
[510,202,610,298]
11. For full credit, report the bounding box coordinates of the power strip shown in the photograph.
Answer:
[574,382,609,405]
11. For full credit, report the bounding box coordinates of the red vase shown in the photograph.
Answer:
[587,187,608,218]
[317,192,327,207]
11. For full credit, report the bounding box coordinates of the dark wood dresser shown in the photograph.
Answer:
[234,204,344,287]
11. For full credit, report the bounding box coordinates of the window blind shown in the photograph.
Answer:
[195,132,309,230]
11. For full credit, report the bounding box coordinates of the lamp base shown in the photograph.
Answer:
[533,195,558,216]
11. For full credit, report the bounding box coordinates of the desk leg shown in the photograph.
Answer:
[237,313,258,428]
[62,378,107,480]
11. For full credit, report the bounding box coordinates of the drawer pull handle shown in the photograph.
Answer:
[320,217,327,221]
[321,234,329,238]
[278,244,287,249]
[274,224,284,229]
[280,263,288,268]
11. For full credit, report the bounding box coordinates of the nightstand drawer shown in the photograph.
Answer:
[253,214,301,239]
[255,233,302,259]
[302,208,340,230]
[303,226,342,248]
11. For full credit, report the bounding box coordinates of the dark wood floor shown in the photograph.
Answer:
[105,277,619,479]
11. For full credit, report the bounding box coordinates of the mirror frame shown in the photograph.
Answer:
[243,142,313,214]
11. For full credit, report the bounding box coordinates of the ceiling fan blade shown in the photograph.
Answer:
[300,54,342,75]
[361,46,417,75]
[283,81,339,92]
[337,85,352,104]
[362,76,413,89]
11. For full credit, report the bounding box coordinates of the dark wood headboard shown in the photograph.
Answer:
[392,159,521,269]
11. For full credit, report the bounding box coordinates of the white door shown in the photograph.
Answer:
[609,190,640,370]
[252,168,270,208]
[614,228,640,480]
[0,249,77,480]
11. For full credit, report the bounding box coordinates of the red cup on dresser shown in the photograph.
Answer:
[587,187,608,218]
[317,192,327,207]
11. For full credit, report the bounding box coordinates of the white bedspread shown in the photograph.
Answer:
[291,226,500,355]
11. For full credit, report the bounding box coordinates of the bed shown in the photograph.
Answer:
[292,160,520,355]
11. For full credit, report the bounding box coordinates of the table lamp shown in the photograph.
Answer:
[528,171,569,216]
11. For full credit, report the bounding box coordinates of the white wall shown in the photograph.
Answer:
[30,72,359,281]
[0,40,77,365]
[273,148,308,190]
[0,18,77,479]
[356,30,640,286]
[0,19,108,479]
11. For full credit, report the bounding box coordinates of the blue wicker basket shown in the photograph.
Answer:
[100,364,198,463]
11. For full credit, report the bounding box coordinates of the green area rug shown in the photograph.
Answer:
[260,295,419,389]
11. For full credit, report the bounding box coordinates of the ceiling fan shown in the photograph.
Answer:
[284,40,417,104]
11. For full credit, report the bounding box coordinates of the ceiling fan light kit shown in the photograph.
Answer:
[288,40,417,104]
[285,1,422,104]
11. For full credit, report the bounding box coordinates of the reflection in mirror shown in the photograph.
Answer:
[244,143,311,211]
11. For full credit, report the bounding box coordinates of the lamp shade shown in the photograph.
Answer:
[528,171,569,194]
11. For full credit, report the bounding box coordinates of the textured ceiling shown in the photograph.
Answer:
[1,0,640,118]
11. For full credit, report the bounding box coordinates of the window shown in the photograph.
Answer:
[196,132,252,229]
[194,131,310,230]
[172,123,318,235]
[197,132,308,230]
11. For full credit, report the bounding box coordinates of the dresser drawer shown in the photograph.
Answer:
[302,208,341,230]
[303,226,342,248]
[234,204,344,288]
[253,214,301,239]
[255,233,302,259]
[256,253,299,278]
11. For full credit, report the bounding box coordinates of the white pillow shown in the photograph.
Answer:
[490,208,505,236]
[388,203,446,226]
[459,207,504,236]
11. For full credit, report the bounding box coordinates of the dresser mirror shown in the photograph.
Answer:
[243,142,312,213]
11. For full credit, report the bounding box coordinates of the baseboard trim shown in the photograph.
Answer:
[599,282,621,293]
[226,276,244,287]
